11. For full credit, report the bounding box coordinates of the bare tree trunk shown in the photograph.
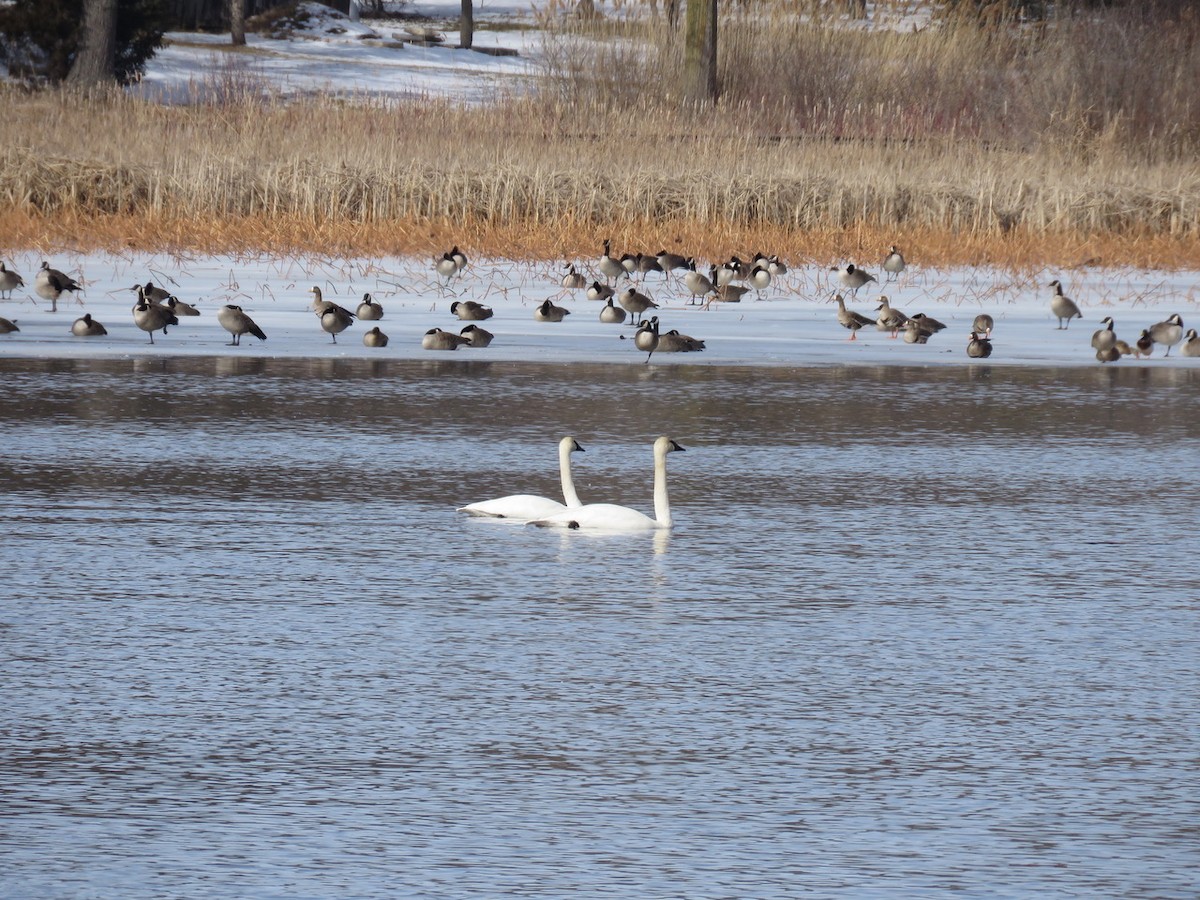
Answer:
[67,0,118,87]
[231,0,246,46]
[460,0,474,50]
[683,0,717,104]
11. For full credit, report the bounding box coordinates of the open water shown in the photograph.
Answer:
[1,357,1197,897]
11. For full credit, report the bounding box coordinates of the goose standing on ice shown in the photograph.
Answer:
[634,316,660,362]
[834,263,876,296]
[35,262,82,312]
[682,261,715,305]
[319,303,355,343]
[1049,280,1082,330]
[529,436,687,532]
[0,262,25,299]
[133,298,177,343]
[1091,317,1117,353]
[458,436,586,520]
[875,296,909,338]
[834,294,873,340]
[599,239,627,284]
[1149,314,1185,356]
[617,286,657,324]
[435,252,459,285]
[882,245,906,281]
[217,304,267,345]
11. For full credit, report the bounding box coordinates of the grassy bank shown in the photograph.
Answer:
[2,4,1198,268]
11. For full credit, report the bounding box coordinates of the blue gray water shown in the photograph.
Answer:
[1,357,1197,898]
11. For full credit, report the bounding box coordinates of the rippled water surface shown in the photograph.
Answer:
[2,357,1198,897]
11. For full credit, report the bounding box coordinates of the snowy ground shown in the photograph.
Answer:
[1,251,1197,367]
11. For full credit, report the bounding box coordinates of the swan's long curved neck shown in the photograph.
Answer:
[559,443,581,508]
[652,446,672,527]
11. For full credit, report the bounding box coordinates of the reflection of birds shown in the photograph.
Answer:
[1049,279,1082,329]
[875,296,908,338]
[0,316,19,334]
[459,324,493,347]
[362,326,389,347]
[458,435,585,520]
[834,294,873,340]
[972,313,994,337]
[882,245,906,280]
[133,298,177,344]
[834,263,876,296]
[1091,316,1117,352]
[450,300,493,321]
[534,299,570,322]
[356,293,383,320]
[966,332,992,358]
[529,436,687,532]
[1179,328,1200,357]
[599,298,627,324]
[0,262,26,299]
[71,313,107,337]
[216,304,266,345]
[422,327,471,350]
[35,262,82,312]
[1149,314,1185,357]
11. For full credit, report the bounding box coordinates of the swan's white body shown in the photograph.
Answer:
[530,436,685,532]
[458,437,584,519]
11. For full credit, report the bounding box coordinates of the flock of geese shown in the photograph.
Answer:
[1,247,1196,362]
[458,434,685,531]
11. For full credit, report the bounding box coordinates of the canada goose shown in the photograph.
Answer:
[1135,329,1155,358]
[216,304,266,345]
[0,316,19,334]
[450,246,468,272]
[634,316,659,360]
[435,252,459,285]
[617,286,657,324]
[1096,345,1121,364]
[682,261,715,305]
[875,296,909,337]
[71,313,107,337]
[882,245,906,280]
[460,323,493,347]
[560,264,587,290]
[139,281,174,304]
[534,299,570,322]
[458,435,586,520]
[1049,280,1082,329]
[362,326,389,348]
[909,312,946,333]
[450,300,493,321]
[635,253,664,277]
[973,313,995,337]
[1180,328,1200,357]
[0,262,25,299]
[834,294,873,340]
[133,299,177,344]
[422,327,471,350]
[657,329,706,352]
[619,252,639,275]
[767,255,788,277]
[966,332,993,358]
[356,293,383,320]
[529,436,686,531]
[833,263,876,295]
[749,265,772,299]
[712,282,751,304]
[587,280,615,302]
[308,286,339,315]
[164,296,200,318]
[1149,313,1185,356]
[599,298,627,324]
[319,304,355,343]
[715,258,743,287]
[35,262,82,312]
[1091,316,1117,352]
[1114,339,1135,357]
[656,250,688,273]
[599,239,627,284]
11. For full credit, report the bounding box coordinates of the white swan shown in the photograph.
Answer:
[529,436,685,531]
[457,436,585,519]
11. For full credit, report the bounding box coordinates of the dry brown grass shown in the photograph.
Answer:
[1,3,1198,268]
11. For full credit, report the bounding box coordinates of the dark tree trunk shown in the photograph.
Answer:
[67,0,118,86]
[460,0,474,50]
[231,0,246,45]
